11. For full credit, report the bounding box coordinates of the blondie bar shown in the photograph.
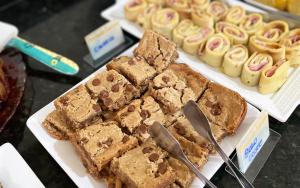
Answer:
[54,85,101,129]
[133,30,178,72]
[168,157,194,188]
[70,121,138,179]
[111,140,176,188]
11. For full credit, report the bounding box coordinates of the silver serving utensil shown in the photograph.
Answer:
[183,101,254,188]
[149,122,217,188]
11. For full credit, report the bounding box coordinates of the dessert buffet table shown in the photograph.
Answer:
[0,0,299,187]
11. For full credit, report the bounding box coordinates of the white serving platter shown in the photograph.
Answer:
[27,44,262,188]
[0,143,45,188]
[101,0,300,122]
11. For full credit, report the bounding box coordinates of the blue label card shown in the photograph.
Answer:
[236,111,270,173]
[84,21,125,60]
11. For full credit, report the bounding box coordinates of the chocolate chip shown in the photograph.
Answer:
[211,103,221,116]
[92,104,101,112]
[142,147,153,154]
[122,135,130,143]
[103,137,113,146]
[139,124,147,134]
[107,74,114,82]
[186,135,196,142]
[148,153,159,162]
[158,162,168,174]
[59,96,69,106]
[205,100,213,107]
[103,97,113,107]
[111,83,120,92]
[162,76,170,83]
[140,110,149,119]
[127,105,135,112]
[100,90,109,98]
[97,142,103,147]
[174,122,186,136]
[128,59,135,65]
[147,56,155,65]
[125,84,134,92]
[92,78,101,86]
[80,137,88,144]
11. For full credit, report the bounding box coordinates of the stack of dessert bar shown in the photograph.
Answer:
[43,30,247,188]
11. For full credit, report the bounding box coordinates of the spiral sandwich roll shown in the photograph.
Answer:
[199,33,230,67]
[256,20,289,43]
[191,8,214,28]
[216,21,249,45]
[225,6,246,25]
[223,44,249,77]
[146,0,166,6]
[172,19,200,47]
[259,59,289,94]
[206,1,228,22]
[249,36,286,62]
[137,4,161,29]
[124,0,147,21]
[166,0,191,19]
[183,26,214,55]
[281,28,300,67]
[241,52,273,86]
[239,13,264,36]
[151,8,180,39]
[190,0,210,11]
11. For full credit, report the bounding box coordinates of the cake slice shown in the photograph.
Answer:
[70,121,138,179]
[111,140,176,188]
[54,85,101,129]
[134,30,178,72]
[197,82,247,135]
[42,110,73,140]
[86,70,140,111]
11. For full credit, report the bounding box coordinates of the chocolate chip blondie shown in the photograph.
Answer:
[134,30,178,72]
[168,157,194,188]
[54,85,101,129]
[111,140,176,188]
[70,121,138,179]
[86,70,140,111]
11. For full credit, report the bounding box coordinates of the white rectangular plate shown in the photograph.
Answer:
[0,143,45,188]
[101,0,300,122]
[27,44,261,188]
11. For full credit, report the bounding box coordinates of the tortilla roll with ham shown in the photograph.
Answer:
[172,19,200,47]
[124,0,147,21]
[256,20,289,43]
[137,4,161,29]
[239,13,264,36]
[191,8,214,28]
[165,0,191,19]
[281,28,300,67]
[225,6,246,25]
[216,21,249,45]
[206,1,228,22]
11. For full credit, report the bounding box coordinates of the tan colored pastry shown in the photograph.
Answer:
[256,20,289,43]
[165,0,191,19]
[199,33,230,67]
[216,21,249,45]
[259,59,289,94]
[241,52,273,86]
[146,0,166,6]
[225,6,246,25]
[190,0,210,11]
[223,44,249,77]
[249,35,286,62]
[137,4,161,29]
[172,19,200,47]
[151,8,180,39]
[183,26,214,55]
[124,0,147,21]
[239,13,264,36]
[280,28,300,67]
[191,7,214,28]
[206,1,228,22]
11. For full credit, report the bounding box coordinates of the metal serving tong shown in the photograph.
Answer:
[149,122,217,188]
[183,101,254,188]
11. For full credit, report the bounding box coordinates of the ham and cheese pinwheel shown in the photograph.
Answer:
[183,26,214,55]
[166,0,191,19]
[239,13,264,36]
[146,0,165,6]
[249,35,286,62]
[225,6,246,25]
[206,1,228,22]
[256,20,289,43]
[241,52,273,86]
[172,19,200,47]
[191,8,214,28]
[199,33,230,67]
[259,59,289,94]
[216,21,249,45]
[124,0,147,21]
[280,28,300,67]
[137,4,161,29]
[151,8,180,39]
[190,0,210,11]
[223,44,249,77]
